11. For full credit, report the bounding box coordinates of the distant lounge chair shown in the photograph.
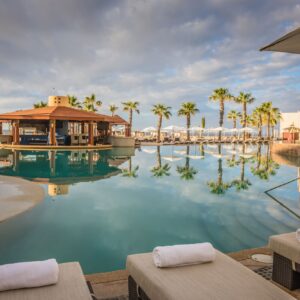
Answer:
[127,250,295,300]
[79,134,88,145]
[0,262,93,300]
[71,135,79,145]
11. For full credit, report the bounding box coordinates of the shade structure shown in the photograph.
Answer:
[284,123,300,133]
[162,125,185,132]
[260,27,300,54]
[162,156,183,162]
[187,126,204,131]
[141,126,156,132]
[239,127,255,132]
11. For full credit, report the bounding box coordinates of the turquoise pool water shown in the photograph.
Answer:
[0,144,299,274]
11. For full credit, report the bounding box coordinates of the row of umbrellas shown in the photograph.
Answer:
[141,126,256,133]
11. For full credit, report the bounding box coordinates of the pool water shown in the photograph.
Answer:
[0,144,299,274]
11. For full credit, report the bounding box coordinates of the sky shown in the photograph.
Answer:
[0,0,300,130]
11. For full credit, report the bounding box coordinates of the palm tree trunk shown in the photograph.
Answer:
[157,115,162,143]
[267,114,270,140]
[186,145,190,168]
[157,146,161,168]
[271,126,275,140]
[243,102,247,141]
[258,116,262,139]
[219,100,224,142]
[233,119,237,137]
[187,115,191,141]
[129,109,133,137]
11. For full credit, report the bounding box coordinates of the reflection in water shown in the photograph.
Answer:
[122,157,139,178]
[176,146,198,180]
[151,146,171,178]
[0,149,132,196]
[207,144,231,194]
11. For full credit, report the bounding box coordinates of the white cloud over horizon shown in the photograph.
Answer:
[0,0,300,129]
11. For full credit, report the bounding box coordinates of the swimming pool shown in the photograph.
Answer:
[0,144,299,274]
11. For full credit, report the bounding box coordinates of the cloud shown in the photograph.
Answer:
[0,0,300,128]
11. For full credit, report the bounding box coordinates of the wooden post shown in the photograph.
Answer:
[88,122,94,146]
[125,125,130,137]
[0,122,2,135]
[12,121,20,145]
[49,120,57,146]
[81,122,85,134]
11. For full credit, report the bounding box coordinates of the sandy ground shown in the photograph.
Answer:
[0,175,45,222]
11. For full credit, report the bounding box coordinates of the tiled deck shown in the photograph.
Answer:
[85,247,300,300]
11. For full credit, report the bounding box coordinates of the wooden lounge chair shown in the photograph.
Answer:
[79,134,88,145]
[0,262,92,300]
[126,250,296,300]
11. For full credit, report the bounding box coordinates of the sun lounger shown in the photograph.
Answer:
[126,250,296,300]
[0,262,92,300]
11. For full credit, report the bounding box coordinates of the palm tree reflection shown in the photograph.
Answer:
[176,146,198,180]
[151,146,171,178]
[207,144,231,194]
[122,157,139,178]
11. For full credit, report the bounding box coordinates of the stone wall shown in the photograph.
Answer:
[108,136,135,147]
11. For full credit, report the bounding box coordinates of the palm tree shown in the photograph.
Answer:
[67,95,82,109]
[209,88,233,141]
[178,102,199,141]
[207,144,231,194]
[227,110,241,137]
[201,117,205,138]
[33,101,47,108]
[260,102,279,140]
[234,92,255,141]
[151,146,171,177]
[251,106,264,139]
[109,104,118,116]
[83,94,102,112]
[270,108,281,139]
[152,104,172,143]
[176,146,197,180]
[122,101,140,136]
[122,157,139,178]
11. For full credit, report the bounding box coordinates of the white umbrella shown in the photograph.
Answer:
[163,125,185,132]
[211,127,227,131]
[162,156,183,162]
[142,148,156,154]
[187,126,204,131]
[239,127,255,132]
[186,155,204,160]
[141,126,156,132]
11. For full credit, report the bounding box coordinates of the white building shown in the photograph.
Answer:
[280,111,300,136]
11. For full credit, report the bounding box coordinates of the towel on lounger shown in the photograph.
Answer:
[153,242,215,268]
[0,259,59,291]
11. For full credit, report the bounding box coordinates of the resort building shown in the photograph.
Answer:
[0,96,131,148]
[280,111,300,141]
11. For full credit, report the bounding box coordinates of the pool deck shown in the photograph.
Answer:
[0,175,45,222]
[85,247,300,300]
[0,144,113,151]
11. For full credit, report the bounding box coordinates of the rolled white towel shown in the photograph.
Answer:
[0,259,59,292]
[296,229,300,242]
[153,242,216,268]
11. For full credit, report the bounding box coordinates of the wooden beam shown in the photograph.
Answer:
[88,122,94,145]
[49,120,57,146]
[0,122,2,134]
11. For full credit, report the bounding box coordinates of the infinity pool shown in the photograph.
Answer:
[0,144,299,274]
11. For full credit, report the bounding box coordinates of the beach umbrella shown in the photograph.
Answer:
[162,156,183,162]
[141,126,156,132]
[163,125,185,132]
[187,126,204,131]
[186,155,204,160]
[260,27,300,54]
[239,127,255,132]
[211,127,226,131]
[142,148,156,154]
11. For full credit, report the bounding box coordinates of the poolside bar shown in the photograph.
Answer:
[0,96,131,148]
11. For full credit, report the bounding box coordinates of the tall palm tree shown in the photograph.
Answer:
[178,102,199,141]
[207,144,232,194]
[251,106,264,139]
[109,104,118,116]
[260,102,279,140]
[152,104,172,143]
[209,88,233,141]
[176,146,197,180]
[151,146,171,177]
[83,94,102,112]
[270,108,281,139]
[122,101,140,136]
[67,95,82,109]
[234,92,255,141]
[227,110,241,137]
[33,101,47,108]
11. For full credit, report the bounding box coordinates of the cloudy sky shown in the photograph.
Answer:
[0,0,300,129]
